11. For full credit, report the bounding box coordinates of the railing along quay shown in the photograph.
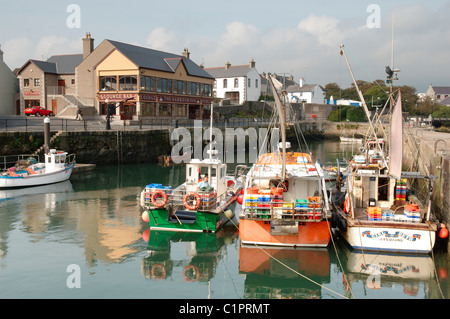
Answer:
[0,116,327,133]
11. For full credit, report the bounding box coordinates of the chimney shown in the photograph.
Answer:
[182,48,190,59]
[300,77,304,88]
[225,61,231,69]
[82,33,94,60]
[249,58,255,68]
[0,44,3,62]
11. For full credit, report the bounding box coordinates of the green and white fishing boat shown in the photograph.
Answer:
[140,105,244,233]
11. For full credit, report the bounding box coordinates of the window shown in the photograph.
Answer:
[100,76,117,91]
[71,79,75,85]
[140,76,156,92]
[119,75,137,91]
[223,79,227,88]
[202,84,212,97]
[24,79,30,87]
[255,79,258,88]
[141,102,156,116]
[157,78,172,93]
[174,80,187,94]
[188,82,200,96]
[248,78,251,87]
[34,78,40,87]
[234,78,239,88]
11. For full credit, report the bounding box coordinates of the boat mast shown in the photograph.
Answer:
[340,45,378,142]
[268,74,287,181]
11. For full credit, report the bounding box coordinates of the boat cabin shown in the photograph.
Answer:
[185,158,227,197]
[45,149,69,173]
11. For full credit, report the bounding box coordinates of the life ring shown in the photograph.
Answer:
[183,192,201,210]
[227,179,235,187]
[183,265,200,282]
[343,195,351,214]
[151,190,168,208]
[151,264,167,280]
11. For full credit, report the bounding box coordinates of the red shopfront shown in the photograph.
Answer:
[98,93,137,120]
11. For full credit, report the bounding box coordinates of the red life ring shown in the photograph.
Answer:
[183,192,201,210]
[183,265,200,282]
[151,264,167,279]
[343,195,351,213]
[151,190,168,208]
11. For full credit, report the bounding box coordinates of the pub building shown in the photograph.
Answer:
[95,40,214,120]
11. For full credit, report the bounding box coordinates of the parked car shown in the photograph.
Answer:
[24,106,53,117]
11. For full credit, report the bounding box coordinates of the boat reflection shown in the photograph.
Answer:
[239,245,331,299]
[0,180,73,202]
[141,227,238,282]
[340,242,441,298]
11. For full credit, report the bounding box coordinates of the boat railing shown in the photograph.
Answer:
[243,200,324,222]
[65,153,76,166]
[145,187,231,212]
[0,154,40,171]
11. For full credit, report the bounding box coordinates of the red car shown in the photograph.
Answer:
[24,106,53,117]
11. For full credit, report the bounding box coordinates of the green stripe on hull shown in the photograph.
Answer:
[147,209,226,233]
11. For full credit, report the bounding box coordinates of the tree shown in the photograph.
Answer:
[324,83,341,100]
[346,106,367,122]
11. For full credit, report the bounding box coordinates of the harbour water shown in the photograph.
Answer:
[0,140,448,299]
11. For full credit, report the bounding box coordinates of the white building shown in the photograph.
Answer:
[0,45,18,115]
[286,78,326,104]
[204,59,261,104]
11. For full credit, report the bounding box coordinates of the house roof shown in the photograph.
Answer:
[440,96,450,105]
[204,65,253,78]
[18,54,82,75]
[46,54,83,74]
[430,86,450,95]
[105,40,213,79]
[286,83,323,93]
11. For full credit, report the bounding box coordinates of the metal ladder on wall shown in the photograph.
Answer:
[117,131,123,164]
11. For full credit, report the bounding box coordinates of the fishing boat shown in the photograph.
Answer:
[331,45,447,254]
[140,105,244,233]
[238,75,332,248]
[0,150,76,188]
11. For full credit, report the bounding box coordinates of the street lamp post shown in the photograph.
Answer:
[105,99,111,130]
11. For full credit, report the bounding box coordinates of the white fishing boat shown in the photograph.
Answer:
[238,75,333,248]
[331,45,447,254]
[0,150,76,189]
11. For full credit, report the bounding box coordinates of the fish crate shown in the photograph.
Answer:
[198,190,217,211]
[404,204,421,223]
[367,207,382,221]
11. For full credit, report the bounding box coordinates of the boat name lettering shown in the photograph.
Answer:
[362,230,421,242]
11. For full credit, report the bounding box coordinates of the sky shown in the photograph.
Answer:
[1,0,449,93]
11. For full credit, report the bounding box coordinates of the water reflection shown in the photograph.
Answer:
[141,228,238,282]
[239,245,331,299]
[338,240,446,299]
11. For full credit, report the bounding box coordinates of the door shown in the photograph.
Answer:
[58,80,65,95]
[52,99,57,115]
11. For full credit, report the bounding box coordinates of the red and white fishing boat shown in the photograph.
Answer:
[238,75,332,248]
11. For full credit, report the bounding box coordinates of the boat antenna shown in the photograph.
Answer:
[209,102,213,160]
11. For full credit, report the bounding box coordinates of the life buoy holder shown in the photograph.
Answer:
[183,265,200,282]
[151,264,167,280]
[151,190,168,208]
[183,192,201,210]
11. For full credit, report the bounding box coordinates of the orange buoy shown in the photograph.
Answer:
[142,211,150,223]
[237,194,244,205]
[438,224,449,239]
[142,229,150,242]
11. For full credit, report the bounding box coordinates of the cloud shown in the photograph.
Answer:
[146,27,182,52]
[2,37,33,69]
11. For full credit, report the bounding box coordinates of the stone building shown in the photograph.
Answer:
[0,45,19,115]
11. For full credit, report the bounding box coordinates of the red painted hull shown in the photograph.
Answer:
[239,219,331,248]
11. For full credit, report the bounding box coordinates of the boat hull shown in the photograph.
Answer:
[336,210,436,254]
[239,219,330,248]
[146,205,235,233]
[0,164,74,189]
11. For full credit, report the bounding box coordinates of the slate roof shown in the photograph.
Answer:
[46,54,83,74]
[286,84,323,93]
[19,54,82,75]
[431,86,450,95]
[106,40,214,79]
[204,65,252,78]
[440,96,450,105]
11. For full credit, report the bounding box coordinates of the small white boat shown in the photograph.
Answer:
[0,149,76,188]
